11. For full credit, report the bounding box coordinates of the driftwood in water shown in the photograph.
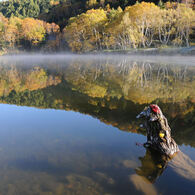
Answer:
[137,104,179,156]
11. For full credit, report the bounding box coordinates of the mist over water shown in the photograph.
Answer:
[0,54,194,194]
[1,54,195,66]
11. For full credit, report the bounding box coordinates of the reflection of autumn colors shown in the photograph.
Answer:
[0,59,194,147]
[0,56,194,195]
[0,66,61,96]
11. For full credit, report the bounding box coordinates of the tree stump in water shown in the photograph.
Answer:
[137,104,179,156]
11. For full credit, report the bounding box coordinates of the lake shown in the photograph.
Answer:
[0,54,194,195]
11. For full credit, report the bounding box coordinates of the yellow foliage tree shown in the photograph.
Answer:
[0,13,8,48]
[105,11,140,49]
[157,9,176,45]
[63,9,107,52]
[21,18,46,45]
[174,4,195,47]
[124,2,160,47]
[5,17,22,47]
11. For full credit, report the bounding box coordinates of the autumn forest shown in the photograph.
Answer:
[0,0,194,53]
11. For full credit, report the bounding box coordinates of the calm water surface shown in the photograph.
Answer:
[0,55,194,195]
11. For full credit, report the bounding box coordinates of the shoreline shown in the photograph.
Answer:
[1,47,195,57]
[92,47,195,56]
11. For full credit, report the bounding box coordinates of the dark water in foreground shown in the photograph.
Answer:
[0,55,194,195]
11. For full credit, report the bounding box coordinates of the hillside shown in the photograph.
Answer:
[1,0,191,29]
[0,0,194,53]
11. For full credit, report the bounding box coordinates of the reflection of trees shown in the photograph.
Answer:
[0,60,194,147]
[0,80,194,147]
[0,65,61,96]
[61,59,195,104]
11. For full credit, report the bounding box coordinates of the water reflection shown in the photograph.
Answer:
[0,55,194,194]
[170,151,195,181]
[129,149,195,195]
[129,174,158,195]
[135,148,169,183]
[0,57,194,147]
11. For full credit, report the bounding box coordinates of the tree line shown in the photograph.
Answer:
[64,2,195,51]
[0,13,60,52]
[0,0,194,30]
[0,1,194,53]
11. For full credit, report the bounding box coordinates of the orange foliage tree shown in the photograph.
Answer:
[21,18,46,45]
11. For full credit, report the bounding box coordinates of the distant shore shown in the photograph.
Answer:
[1,47,195,57]
[92,47,195,56]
